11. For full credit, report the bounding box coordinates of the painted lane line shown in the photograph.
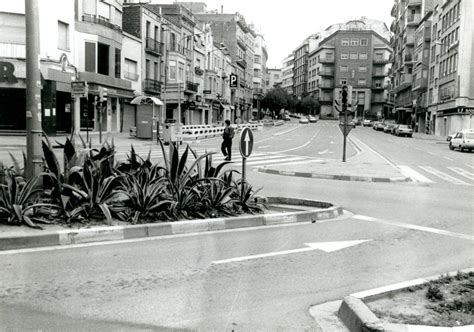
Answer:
[419,166,471,186]
[211,240,371,265]
[232,157,306,167]
[447,167,474,181]
[352,215,474,241]
[349,136,398,169]
[466,164,474,170]
[398,165,434,183]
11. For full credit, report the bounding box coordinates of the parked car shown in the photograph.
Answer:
[282,114,291,121]
[354,118,362,126]
[394,125,413,137]
[299,117,309,124]
[375,122,385,131]
[390,124,399,135]
[308,115,317,123]
[363,119,372,127]
[383,121,397,133]
[348,120,357,128]
[446,132,456,141]
[449,129,474,152]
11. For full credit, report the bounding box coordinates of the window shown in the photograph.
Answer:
[340,65,348,72]
[169,60,176,80]
[58,21,69,50]
[340,79,348,85]
[375,81,382,88]
[114,48,121,78]
[97,43,109,75]
[360,39,368,46]
[146,59,151,79]
[84,42,96,73]
[341,53,349,59]
[154,62,159,80]
[124,58,138,81]
[341,39,349,46]
[358,91,365,104]
[97,1,111,21]
[351,39,359,46]
[359,66,367,73]
[358,78,366,85]
[350,53,358,60]
[359,53,367,60]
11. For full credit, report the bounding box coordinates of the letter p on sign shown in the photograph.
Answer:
[230,74,238,88]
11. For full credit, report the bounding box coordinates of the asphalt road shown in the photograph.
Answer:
[0,120,472,331]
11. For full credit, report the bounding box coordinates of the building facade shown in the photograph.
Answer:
[267,68,282,89]
[281,54,294,96]
[252,33,267,119]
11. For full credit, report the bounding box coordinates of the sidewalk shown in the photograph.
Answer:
[412,132,447,142]
[258,138,410,183]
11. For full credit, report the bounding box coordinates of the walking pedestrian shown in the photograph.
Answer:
[221,119,234,161]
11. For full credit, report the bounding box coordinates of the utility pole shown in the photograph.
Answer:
[25,0,43,178]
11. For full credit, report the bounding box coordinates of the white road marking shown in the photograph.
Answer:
[398,165,434,183]
[349,136,398,168]
[211,240,371,264]
[419,166,471,186]
[353,215,474,241]
[466,164,474,170]
[447,167,474,180]
[318,149,329,155]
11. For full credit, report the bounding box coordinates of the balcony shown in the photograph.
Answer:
[319,57,335,64]
[319,68,334,76]
[373,69,389,77]
[145,38,164,56]
[407,14,421,26]
[82,14,121,32]
[403,33,415,45]
[236,58,247,69]
[412,76,428,92]
[124,71,139,81]
[143,78,162,94]
[373,57,390,65]
[168,44,191,59]
[318,81,334,89]
[371,94,386,104]
[400,73,413,86]
[185,81,199,93]
[239,77,247,87]
[372,82,387,90]
[253,88,264,96]
[319,95,333,103]
[406,0,422,7]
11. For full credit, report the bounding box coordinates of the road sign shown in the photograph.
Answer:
[339,123,353,137]
[240,127,254,158]
[229,74,238,88]
[71,81,88,97]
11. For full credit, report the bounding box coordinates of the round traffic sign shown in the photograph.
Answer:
[239,127,254,158]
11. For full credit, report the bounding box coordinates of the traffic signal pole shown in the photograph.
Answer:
[25,0,43,178]
[342,103,347,162]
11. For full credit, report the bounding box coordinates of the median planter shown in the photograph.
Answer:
[338,269,474,331]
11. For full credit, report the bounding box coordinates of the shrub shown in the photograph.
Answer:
[426,285,444,301]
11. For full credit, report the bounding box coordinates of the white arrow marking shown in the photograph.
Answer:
[211,240,371,265]
[318,149,329,155]
[244,131,250,154]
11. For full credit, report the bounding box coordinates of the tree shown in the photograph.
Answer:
[262,88,293,118]
[297,95,320,115]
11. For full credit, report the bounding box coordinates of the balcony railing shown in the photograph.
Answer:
[407,14,421,25]
[82,14,121,31]
[253,88,264,95]
[168,44,191,59]
[318,81,334,89]
[406,0,422,7]
[372,83,387,89]
[143,78,162,94]
[400,73,413,85]
[319,57,334,64]
[372,69,389,77]
[237,58,247,68]
[319,69,334,76]
[373,58,390,65]
[124,71,139,81]
[186,81,199,92]
[145,37,164,55]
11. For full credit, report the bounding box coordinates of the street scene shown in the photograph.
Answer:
[0,0,473,331]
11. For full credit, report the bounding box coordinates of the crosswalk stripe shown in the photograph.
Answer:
[419,166,471,186]
[398,166,434,183]
[447,167,474,180]
[466,164,474,170]
[212,154,288,162]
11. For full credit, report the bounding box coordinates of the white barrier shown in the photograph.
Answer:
[179,122,264,141]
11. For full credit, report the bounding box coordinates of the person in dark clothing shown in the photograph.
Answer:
[221,119,235,161]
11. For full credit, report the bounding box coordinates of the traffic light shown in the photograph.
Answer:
[334,99,341,113]
[341,85,348,105]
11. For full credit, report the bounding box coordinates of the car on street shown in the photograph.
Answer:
[363,119,372,127]
[308,115,317,123]
[299,117,309,124]
[282,114,291,121]
[383,121,397,133]
[394,124,413,137]
[374,121,385,131]
[449,129,474,152]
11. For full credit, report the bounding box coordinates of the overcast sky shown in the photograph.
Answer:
[169,0,395,68]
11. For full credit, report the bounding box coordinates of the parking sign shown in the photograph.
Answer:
[230,74,238,88]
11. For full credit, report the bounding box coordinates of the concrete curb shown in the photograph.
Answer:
[257,168,411,183]
[337,267,474,331]
[0,197,344,251]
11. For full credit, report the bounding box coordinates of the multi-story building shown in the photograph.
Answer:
[0,0,78,134]
[293,34,320,99]
[281,54,294,96]
[253,33,268,119]
[194,11,256,122]
[308,18,392,119]
[267,68,282,89]
[426,0,473,137]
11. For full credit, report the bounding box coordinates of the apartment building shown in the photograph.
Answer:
[267,68,282,89]
[308,19,392,119]
[427,0,473,136]
[253,34,267,119]
[281,54,294,96]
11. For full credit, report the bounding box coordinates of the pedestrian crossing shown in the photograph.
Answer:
[399,164,474,186]
[115,147,314,169]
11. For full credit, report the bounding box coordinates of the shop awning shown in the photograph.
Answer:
[131,96,163,106]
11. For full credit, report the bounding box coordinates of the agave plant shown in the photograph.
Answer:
[115,145,152,175]
[232,180,265,214]
[0,170,58,228]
